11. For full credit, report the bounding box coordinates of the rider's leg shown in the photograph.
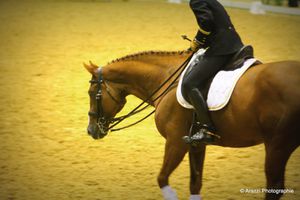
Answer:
[187,88,213,128]
[182,54,231,144]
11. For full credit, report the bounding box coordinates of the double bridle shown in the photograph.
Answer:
[88,67,153,136]
[88,53,193,136]
[88,68,121,136]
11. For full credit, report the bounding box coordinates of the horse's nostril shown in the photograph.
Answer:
[87,124,108,140]
[87,125,101,139]
[87,126,93,136]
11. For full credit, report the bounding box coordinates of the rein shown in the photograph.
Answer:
[90,52,193,133]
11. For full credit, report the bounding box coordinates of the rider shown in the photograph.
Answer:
[182,0,244,144]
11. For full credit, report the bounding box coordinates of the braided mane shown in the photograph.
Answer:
[108,50,189,65]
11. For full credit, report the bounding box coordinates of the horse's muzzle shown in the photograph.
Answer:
[87,123,108,139]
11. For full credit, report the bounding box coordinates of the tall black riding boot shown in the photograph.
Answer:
[183,88,220,145]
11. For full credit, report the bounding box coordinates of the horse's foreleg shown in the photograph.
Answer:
[189,145,206,200]
[158,137,188,200]
[264,138,298,200]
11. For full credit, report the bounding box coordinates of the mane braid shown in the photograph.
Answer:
[107,50,189,65]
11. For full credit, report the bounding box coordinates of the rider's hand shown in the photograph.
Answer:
[190,38,202,52]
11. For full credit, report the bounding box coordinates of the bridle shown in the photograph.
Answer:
[88,52,193,136]
[88,68,121,136]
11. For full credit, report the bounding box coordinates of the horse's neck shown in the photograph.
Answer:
[103,62,168,104]
[102,53,189,105]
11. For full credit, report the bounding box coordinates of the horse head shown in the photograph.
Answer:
[84,61,126,139]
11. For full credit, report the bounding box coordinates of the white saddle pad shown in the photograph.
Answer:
[176,49,257,111]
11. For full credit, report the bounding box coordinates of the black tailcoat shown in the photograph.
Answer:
[190,0,243,56]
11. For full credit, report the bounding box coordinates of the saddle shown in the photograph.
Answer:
[225,45,255,71]
[200,45,260,98]
[177,45,261,108]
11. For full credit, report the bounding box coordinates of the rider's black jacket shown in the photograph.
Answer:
[190,0,243,56]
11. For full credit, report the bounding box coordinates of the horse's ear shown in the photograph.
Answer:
[83,61,98,75]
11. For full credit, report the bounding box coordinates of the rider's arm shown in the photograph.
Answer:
[190,0,213,48]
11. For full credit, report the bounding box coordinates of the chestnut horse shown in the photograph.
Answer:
[84,50,300,200]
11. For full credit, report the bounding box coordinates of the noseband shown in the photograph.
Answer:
[88,68,120,135]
